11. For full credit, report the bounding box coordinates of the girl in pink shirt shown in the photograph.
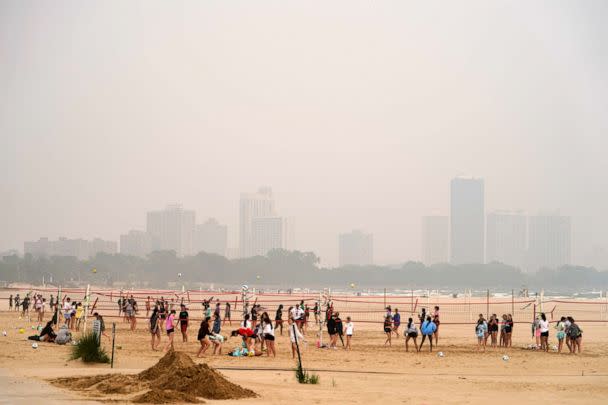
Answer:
[163,310,176,352]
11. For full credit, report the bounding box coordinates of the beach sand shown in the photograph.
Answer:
[1,290,607,404]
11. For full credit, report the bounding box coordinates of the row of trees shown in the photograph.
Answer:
[1,249,607,291]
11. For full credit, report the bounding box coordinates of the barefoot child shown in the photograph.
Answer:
[344,316,354,350]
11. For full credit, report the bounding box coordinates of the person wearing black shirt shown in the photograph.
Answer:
[179,304,189,342]
[197,317,211,357]
[327,314,337,348]
[334,312,344,346]
[40,321,56,342]
[275,304,284,335]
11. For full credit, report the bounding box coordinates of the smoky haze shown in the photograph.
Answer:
[1,1,607,268]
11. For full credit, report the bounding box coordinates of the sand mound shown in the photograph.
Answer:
[133,388,203,404]
[50,350,256,403]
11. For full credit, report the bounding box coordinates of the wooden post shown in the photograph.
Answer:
[110,323,116,368]
[384,288,387,309]
[540,289,544,313]
[293,323,303,377]
[511,289,515,316]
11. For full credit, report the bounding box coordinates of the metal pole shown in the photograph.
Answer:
[486,289,490,319]
[411,289,414,314]
[82,284,91,334]
[110,323,116,368]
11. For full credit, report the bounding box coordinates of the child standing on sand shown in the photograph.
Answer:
[344,316,354,350]
[384,314,392,346]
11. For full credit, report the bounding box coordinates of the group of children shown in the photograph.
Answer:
[475,313,515,351]
[382,306,440,352]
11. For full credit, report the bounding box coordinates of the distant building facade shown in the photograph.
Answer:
[339,230,373,267]
[450,177,485,264]
[24,237,117,260]
[527,214,571,271]
[421,216,448,265]
[239,187,276,258]
[486,211,527,268]
[250,217,295,257]
[146,204,195,257]
[120,230,152,257]
[194,218,228,256]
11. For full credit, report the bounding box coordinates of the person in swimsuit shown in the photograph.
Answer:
[500,314,507,347]
[275,304,284,335]
[567,316,583,354]
[405,317,419,352]
[488,314,499,348]
[163,310,176,352]
[179,304,189,342]
[432,306,440,345]
[384,314,393,346]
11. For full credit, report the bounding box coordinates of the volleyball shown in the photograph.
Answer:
[2,331,6,336]
[178,272,182,278]
[438,351,444,357]
[32,343,38,349]
[502,355,510,361]
[91,268,97,273]
[242,284,248,291]
[256,275,261,280]
[18,328,25,334]
[350,283,355,288]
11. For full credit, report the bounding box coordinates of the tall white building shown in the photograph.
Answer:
[450,177,485,264]
[146,204,196,257]
[120,230,152,257]
[421,216,448,265]
[194,218,228,256]
[239,187,276,258]
[527,214,571,271]
[486,211,527,268]
[250,217,295,257]
[339,230,373,267]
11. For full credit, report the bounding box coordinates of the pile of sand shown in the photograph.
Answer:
[51,350,257,403]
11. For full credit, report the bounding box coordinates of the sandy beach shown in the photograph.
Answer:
[1,289,607,404]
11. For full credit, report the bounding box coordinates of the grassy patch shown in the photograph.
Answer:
[71,332,110,363]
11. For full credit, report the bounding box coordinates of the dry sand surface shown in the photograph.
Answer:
[1,290,607,404]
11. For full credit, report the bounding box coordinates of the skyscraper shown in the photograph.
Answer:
[120,230,152,257]
[527,214,571,271]
[450,177,485,264]
[194,218,228,256]
[146,204,195,257]
[239,187,276,258]
[486,211,527,268]
[421,216,448,265]
[339,230,373,267]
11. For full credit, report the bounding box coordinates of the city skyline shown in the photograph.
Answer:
[17,177,588,271]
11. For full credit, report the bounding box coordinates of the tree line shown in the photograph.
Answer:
[1,249,607,291]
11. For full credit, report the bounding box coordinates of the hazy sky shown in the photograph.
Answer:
[1,1,607,267]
